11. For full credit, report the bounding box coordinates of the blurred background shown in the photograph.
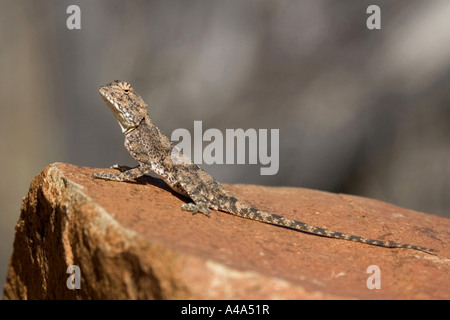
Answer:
[1,0,449,292]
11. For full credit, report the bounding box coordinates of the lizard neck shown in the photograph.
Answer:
[123,115,148,135]
[125,114,173,148]
[142,115,156,128]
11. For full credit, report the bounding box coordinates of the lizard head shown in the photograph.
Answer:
[99,80,147,134]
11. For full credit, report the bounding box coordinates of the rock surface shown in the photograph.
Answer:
[3,163,449,299]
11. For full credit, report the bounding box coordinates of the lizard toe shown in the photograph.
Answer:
[92,172,106,179]
[181,203,211,217]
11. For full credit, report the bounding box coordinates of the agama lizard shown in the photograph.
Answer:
[93,80,438,254]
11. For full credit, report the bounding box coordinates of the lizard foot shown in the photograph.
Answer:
[92,172,124,181]
[181,203,211,217]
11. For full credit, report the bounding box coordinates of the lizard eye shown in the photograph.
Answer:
[123,89,130,94]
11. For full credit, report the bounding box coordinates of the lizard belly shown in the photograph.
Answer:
[167,180,190,198]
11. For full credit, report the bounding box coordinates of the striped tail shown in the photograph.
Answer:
[224,198,438,255]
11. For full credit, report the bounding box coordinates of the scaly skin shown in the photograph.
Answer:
[93,80,438,255]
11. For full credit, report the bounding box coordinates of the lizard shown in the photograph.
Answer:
[92,80,438,255]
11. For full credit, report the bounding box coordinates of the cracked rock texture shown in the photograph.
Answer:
[3,163,449,299]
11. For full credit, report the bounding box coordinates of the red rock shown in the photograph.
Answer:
[3,163,449,299]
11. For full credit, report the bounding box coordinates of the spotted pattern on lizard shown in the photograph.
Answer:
[93,80,438,255]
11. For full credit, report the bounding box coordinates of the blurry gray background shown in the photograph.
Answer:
[1,0,449,292]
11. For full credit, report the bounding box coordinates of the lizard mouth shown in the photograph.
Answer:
[100,90,119,111]
[99,86,118,107]
[99,87,136,134]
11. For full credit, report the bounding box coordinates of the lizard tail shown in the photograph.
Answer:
[223,198,438,254]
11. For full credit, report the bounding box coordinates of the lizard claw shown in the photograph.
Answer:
[181,203,211,217]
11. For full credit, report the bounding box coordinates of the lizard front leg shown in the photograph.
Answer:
[92,165,149,181]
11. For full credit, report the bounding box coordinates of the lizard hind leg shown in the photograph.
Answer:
[172,180,215,217]
[181,202,211,217]
[168,182,211,216]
